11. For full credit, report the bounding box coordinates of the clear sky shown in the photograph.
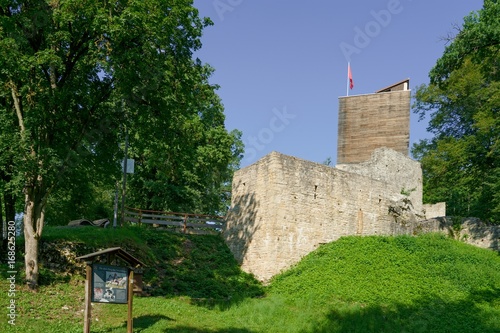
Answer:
[192,0,484,167]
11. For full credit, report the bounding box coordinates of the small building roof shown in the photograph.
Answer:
[76,247,145,267]
[375,78,410,93]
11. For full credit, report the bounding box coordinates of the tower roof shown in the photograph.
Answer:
[375,78,410,93]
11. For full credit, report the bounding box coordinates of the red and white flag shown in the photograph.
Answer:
[348,62,354,90]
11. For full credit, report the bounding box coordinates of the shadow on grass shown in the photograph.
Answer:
[165,327,252,333]
[106,314,173,333]
[113,315,253,333]
[140,187,263,311]
[134,314,174,331]
[163,326,254,333]
[309,287,500,333]
[142,229,264,311]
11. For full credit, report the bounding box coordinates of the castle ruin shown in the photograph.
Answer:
[223,80,449,282]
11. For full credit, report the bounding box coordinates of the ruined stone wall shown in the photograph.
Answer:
[337,90,410,164]
[336,147,423,213]
[413,217,499,251]
[224,150,423,282]
[423,202,446,219]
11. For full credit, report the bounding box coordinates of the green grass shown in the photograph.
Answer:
[1,228,500,332]
[267,234,500,332]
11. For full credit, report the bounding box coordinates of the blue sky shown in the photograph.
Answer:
[192,0,484,167]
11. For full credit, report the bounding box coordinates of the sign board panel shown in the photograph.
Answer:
[121,159,135,174]
[92,264,128,304]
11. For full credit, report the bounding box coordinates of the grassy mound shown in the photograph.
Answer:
[40,226,264,301]
[266,234,500,332]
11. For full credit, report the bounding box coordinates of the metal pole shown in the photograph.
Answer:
[121,128,128,227]
[347,62,350,97]
[113,182,119,228]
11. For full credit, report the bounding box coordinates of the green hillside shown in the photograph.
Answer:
[1,227,500,332]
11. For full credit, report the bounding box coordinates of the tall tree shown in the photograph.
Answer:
[0,0,232,289]
[412,0,500,222]
[126,60,243,215]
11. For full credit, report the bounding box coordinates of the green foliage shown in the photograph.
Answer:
[45,180,115,225]
[412,1,500,222]
[400,187,416,197]
[430,0,500,85]
[0,0,243,286]
[0,0,242,224]
[127,127,243,215]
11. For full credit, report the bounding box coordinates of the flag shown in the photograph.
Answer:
[348,63,354,90]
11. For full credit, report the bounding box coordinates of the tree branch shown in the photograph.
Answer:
[58,31,91,87]
[10,82,25,133]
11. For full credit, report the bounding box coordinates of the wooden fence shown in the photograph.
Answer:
[124,207,225,234]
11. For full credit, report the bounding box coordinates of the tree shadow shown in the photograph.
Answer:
[222,178,260,270]
[114,314,254,333]
[308,287,500,333]
[420,217,500,252]
[154,178,264,311]
[146,232,264,309]
[163,326,254,333]
[134,314,174,331]
[463,218,500,251]
[96,314,173,332]
[138,198,264,310]
[25,176,264,313]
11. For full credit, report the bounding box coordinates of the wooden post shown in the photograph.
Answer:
[127,268,134,333]
[83,263,92,333]
[133,269,144,296]
[183,214,187,233]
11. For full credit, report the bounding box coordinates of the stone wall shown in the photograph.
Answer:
[414,217,500,251]
[336,147,423,213]
[224,149,425,282]
[423,202,446,219]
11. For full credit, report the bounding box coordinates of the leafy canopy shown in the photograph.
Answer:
[0,0,242,287]
[0,0,241,224]
[412,0,500,222]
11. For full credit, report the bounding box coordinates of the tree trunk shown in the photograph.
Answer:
[23,187,45,290]
[0,191,4,253]
[10,79,46,290]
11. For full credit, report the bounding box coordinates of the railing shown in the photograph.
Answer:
[124,207,225,234]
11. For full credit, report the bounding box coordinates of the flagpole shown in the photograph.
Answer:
[346,62,350,96]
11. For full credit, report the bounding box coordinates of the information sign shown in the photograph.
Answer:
[92,264,129,304]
